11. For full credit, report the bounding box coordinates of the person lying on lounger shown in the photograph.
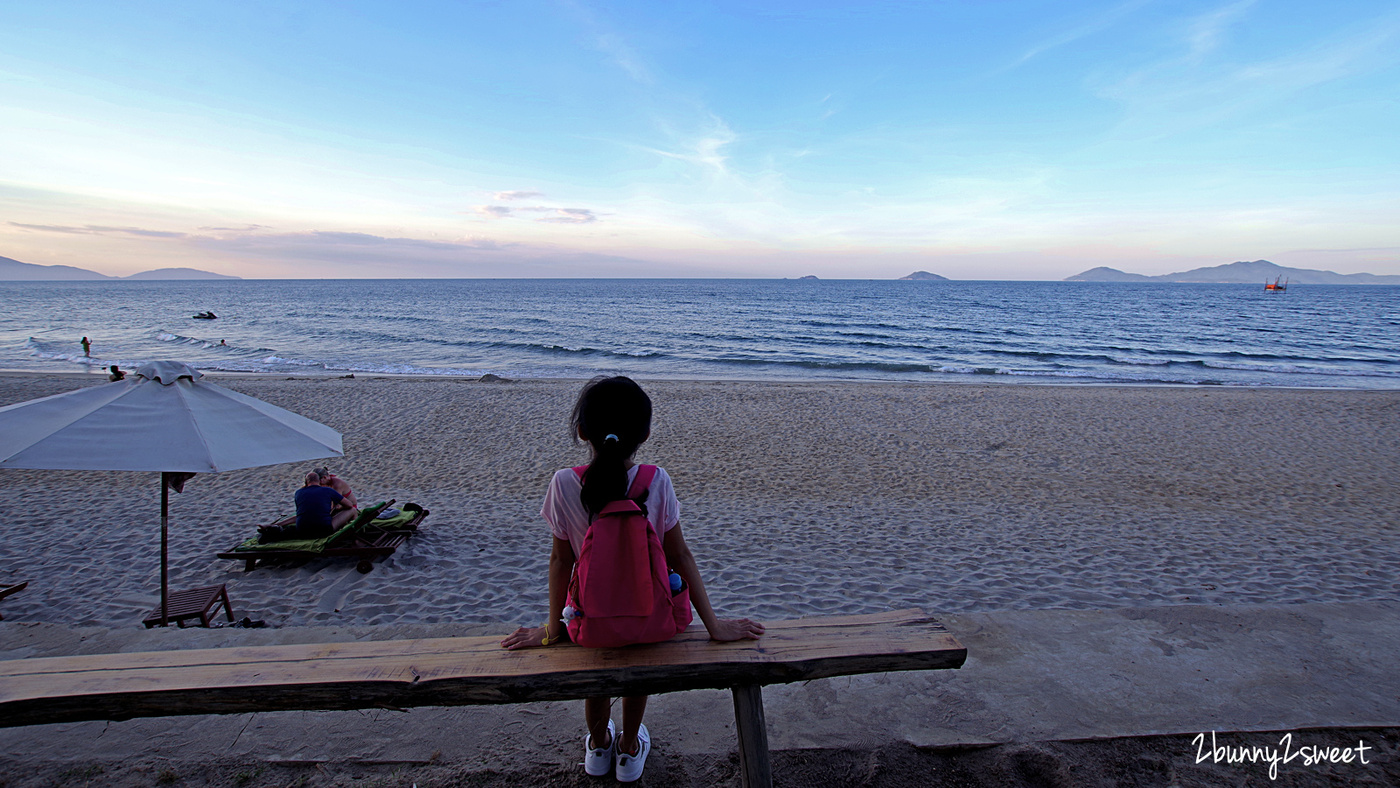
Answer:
[258,471,359,542]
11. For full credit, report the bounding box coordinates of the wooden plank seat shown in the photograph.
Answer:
[0,582,28,621]
[0,608,964,788]
[141,584,235,629]
[217,504,428,574]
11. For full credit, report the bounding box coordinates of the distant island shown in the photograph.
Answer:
[898,271,948,281]
[1066,259,1400,285]
[0,255,239,281]
[124,267,241,280]
[798,275,819,280]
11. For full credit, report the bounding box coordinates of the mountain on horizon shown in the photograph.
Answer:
[0,254,109,280]
[124,267,241,280]
[0,255,239,281]
[1065,259,1400,285]
[898,270,949,280]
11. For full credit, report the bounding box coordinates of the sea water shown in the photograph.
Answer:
[2,279,1398,388]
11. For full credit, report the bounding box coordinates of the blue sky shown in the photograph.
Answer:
[1,0,1397,278]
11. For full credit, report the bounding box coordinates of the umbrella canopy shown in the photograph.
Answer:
[0,360,342,472]
[0,361,343,624]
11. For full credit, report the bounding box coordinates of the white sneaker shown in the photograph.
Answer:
[614,723,651,783]
[584,719,616,777]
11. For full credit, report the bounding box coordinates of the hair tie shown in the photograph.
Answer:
[604,434,620,443]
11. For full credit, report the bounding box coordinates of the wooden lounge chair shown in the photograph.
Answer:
[0,582,28,621]
[217,501,428,574]
[141,584,234,628]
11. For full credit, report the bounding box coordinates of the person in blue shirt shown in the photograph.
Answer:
[258,471,359,542]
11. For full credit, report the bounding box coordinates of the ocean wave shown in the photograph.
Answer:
[24,337,91,364]
[155,332,220,350]
[837,330,903,340]
[529,343,667,360]
[260,355,330,368]
[1199,348,1352,364]
[335,332,674,362]
[972,347,1127,364]
[780,334,947,353]
[195,356,491,378]
[712,356,938,374]
[1109,356,1172,366]
[1195,359,1400,378]
[23,337,108,366]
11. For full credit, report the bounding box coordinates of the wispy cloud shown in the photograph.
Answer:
[1095,4,1400,138]
[9,222,188,238]
[1184,0,1257,61]
[493,191,545,201]
[645,117,736,174]
[595,31,653,84]
[197,224,270,232]
[271,231,505,251]
[1006,0,1154,70]
[186,229,663,277]
[562,0,656,84]
[192,230,505,262]
[1278,246,1400,255]
[537,208,597,224]
[470,204,600,223]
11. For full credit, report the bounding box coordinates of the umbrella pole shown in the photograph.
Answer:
[160,472,169,627]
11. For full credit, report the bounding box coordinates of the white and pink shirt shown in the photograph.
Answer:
[541,464,681,557]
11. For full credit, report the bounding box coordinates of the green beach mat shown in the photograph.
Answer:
[233,501,418,553]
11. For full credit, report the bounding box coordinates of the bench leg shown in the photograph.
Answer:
[731,684,772,788]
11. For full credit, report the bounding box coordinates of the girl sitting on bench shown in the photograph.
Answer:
[501,376,764,782]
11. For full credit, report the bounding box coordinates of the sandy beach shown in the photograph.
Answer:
[1,373,1398,785]
[2,374,1397,627]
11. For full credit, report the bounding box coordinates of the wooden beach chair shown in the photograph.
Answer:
[0,582,28,621]
[217,501,428,574]
[141,584,234,628]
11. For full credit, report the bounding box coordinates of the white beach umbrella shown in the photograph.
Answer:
[0,361,343,624]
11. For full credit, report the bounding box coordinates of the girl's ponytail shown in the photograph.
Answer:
[571,377,652,518]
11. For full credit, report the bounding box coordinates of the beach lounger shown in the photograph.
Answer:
[217,501,428,574]
[0,582,28,621]
[141,584,234,629]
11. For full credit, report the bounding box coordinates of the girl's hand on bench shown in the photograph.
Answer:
[708,618,765,642]
[501,625,547,650]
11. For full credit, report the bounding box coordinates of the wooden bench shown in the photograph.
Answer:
[0,608,964,787]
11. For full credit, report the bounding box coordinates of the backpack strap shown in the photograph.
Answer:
[627,465,657,500]
[574,464,656,500]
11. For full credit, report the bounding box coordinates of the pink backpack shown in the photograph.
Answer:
[565,464,693,648]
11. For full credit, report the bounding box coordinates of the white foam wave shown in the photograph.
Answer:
[261,355,325,368]
[1200,360,1399,378]
[23,337,102,365]
[157,332,215,348]
[1111,356,1171,366]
